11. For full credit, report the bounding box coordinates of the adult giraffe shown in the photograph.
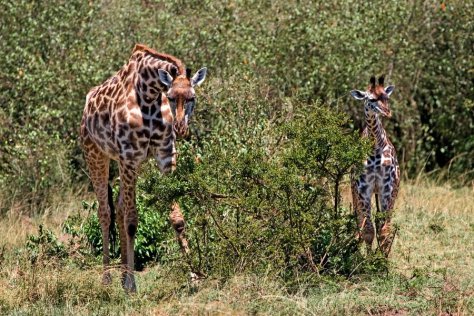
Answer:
[80,44,207,292]
[350,76,400,257]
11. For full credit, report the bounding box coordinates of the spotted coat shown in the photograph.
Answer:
[350,76,400,256]
[80,44,207,292]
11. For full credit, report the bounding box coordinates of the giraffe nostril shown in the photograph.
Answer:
[173,121,181,131]
[173,121,188,137]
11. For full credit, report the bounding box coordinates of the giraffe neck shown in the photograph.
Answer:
[365,107,389,150]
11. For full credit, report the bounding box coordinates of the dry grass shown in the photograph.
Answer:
[0,181,473,315]
[0,185,90,250]
[394,181,474,277]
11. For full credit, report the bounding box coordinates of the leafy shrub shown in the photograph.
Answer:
[64,197,178,271]
[75,101,378,279]
[26,225,68,264]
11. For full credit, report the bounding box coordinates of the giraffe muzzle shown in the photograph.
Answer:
[376,104,392,118]
[382,109,392,118]
[173,120,189,138]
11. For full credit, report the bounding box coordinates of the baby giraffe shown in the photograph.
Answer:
[350,76,400,256]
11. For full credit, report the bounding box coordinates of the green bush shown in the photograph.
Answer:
[64,197,178,271]
[26,225,68,264]
[73,101,378,279]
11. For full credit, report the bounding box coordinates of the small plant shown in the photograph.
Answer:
[65,192,177,270]
[26,224,67,264]
[428,223,445,234]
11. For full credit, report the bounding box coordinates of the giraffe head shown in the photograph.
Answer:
[158,67,207,137]
[350,76,395,118]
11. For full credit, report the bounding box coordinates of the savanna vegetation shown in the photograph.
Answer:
[0,0,473,315]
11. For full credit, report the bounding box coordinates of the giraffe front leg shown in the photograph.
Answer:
[377,218,393,256]
[169,202,204,281]
[357,208,375,252]
[376,200,394,257]
[155,144,202,280]
[118,161,139,293]
[376,165,400,257]
[170,202,190,255]
[352,180,375,252]
[377,177,399,257]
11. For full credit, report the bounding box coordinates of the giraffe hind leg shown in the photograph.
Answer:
[115,183,128,284]
[107,184,117,258]
[359,209,375,252]
[82,137,113,285]
[117,160,139,293]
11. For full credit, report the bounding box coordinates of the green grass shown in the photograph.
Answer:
[1,181,473,315]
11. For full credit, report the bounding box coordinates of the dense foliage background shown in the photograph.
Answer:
[0,0,472,279]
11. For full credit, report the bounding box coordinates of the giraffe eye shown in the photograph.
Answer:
[168,97,176,103]
[369,98,377,103]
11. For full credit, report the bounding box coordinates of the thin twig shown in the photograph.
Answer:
[209,192,233,199]
[207,207,240,256]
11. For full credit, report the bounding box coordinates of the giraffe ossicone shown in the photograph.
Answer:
[350,75,400,257]
[80,44,207,292]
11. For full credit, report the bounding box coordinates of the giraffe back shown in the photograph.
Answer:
[81,45,182,171]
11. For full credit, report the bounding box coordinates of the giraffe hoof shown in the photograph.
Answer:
[102,271,112,285]
[190,272,200,282]
[189,271,206,283]
[122,273,136,293]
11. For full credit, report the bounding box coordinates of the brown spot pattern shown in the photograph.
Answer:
[79,44,201,292]
[351,77,400,257]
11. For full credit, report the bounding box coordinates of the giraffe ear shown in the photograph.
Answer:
[191,67,207,87]
[158,69,173,88]
[385,85,395,96]
[350,90,367,100]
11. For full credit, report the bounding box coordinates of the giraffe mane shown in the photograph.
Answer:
[132,44,186,75]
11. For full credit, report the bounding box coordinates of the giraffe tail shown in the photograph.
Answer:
[375,193,381,213]
[107,184,117,256]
